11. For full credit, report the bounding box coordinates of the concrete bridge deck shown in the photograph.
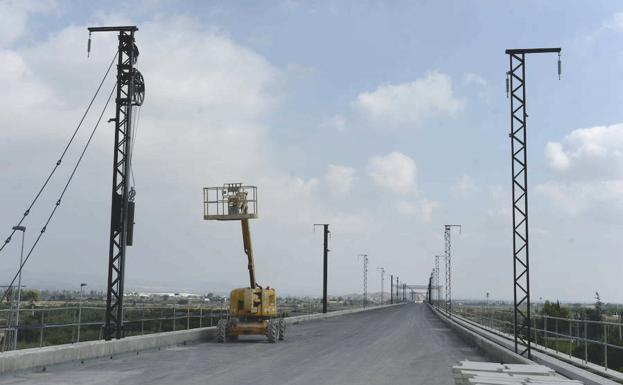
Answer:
[0,304,488,385]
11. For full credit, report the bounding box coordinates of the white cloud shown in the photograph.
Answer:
[536,181,623,215]
[353,71,463,127]
[0,0,56,46]
[464,72,487,87]
[544,142,571,172]
[259,174,371,234]
[540,123,623,214]
[485,185,510,223]
[451,174,477,196]
[586,12,623,42]
[366,152,416,193]
[545,123,623,179]
[603,12,623,32]
[321,114,347,131]
[397,200,440,222]
[325,164,356,194]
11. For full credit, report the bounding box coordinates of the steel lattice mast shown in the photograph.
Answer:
[444,225,461,316]
[435,255,441,307]
[88,26,145,340]
[506,47,561,358]
[358,254,368,307]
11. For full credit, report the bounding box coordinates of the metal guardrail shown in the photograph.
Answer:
[0,300,369,352]
[0,305,230,351]
[449,305,623,373]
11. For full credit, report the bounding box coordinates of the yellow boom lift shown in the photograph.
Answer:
[203,183,285,342]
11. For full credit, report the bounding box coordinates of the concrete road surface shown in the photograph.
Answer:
[0,303,490,385]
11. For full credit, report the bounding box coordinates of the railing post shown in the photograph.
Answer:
[534,316,537,346]
[141,305,145,335]
[604,324,608,371]
[199,307,203,328]
[187,304,190,330]
[39,311,44,348]
[569,319,574,358]
[584,318,587,364]
[72,309,77,343]
[159,308,163,332]
[544,316,548,350]
[555,319,559,354]
[172,307,176,331]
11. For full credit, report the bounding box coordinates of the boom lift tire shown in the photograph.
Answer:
[266,319,278,343]
[216,319,227,343]
[278,318,286,340]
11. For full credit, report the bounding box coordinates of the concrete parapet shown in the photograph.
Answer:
[0,302,404,374]
[430,305,620,385]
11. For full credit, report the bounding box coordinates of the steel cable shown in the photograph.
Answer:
[0,51,118,256]
[2,82,117,302]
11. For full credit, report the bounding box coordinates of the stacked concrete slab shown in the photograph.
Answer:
[453,361,583,385]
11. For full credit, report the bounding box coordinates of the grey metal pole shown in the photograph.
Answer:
[544,316,548,350]
[12,226,26,350]
[322,225,329,313]
[377,267,384,305]
[77,283,87,342]
[604,324,608,371]
[584,318,587,364]
[390,274,393,304]
[39,311,44,347]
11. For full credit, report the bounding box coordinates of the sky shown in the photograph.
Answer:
[0,0,622,302]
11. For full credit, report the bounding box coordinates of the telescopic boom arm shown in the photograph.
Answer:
[241,218,257,289]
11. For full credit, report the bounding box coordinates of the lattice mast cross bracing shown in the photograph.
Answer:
[444,225,461,317]
[358,254,368,307]
[88,26,145,341]
[506,47,561,358]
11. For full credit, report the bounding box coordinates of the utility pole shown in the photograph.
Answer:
[314,224,330,313]
[11,226,25,350]
[444,225,461,317]
[505,47,561,358]
[428,271,433,304]
[88,26,145,340]
[77,283,87,342]
[358,254,368,307]
[390,274,393,304]
[376,267,385,304]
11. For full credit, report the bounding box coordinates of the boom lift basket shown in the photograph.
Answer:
[203,183,258,221]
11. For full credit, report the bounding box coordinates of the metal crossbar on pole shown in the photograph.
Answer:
[505,47,560,359]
